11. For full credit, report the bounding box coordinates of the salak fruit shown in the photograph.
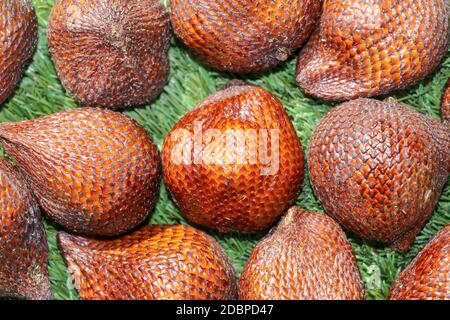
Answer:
[170,0,323,73]
[47,0,171,109]
[57,224,237,300]
[238,207,365,300]
[0,107,161,236]
[162,83,305,233]
[296,0,449,101]
[0,158,52,300]
[308,98,449,251]
[389,225,450,300]
[0,0,38,104]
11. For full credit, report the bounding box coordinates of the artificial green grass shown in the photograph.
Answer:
[1,0,448,300]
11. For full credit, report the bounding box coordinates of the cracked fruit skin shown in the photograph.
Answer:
[0,0,37,104]
[442,79,450,123]
[308,98,449,252]
[47,0,171,109]
[296,0,449,101]
[390,225,450,300]
[170,0,323,73]
[57,224,237,300]
[239,207,365,300]
[162,84,305,233]
[0,158,52,300]
[0,107,161,237]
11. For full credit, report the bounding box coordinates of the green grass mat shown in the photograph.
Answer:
[1,0,448,300]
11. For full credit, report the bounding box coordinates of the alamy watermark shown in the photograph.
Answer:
[169,121,280,176]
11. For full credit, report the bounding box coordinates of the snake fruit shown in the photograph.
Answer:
[308,98,449,251]
[239,207,365,300]
[0,0,37,104]
[162,83,305,233]
[47,0,171,109]
[0,107,161,236]
[57,224,237,300]
[296,0,449,101]
[0,158,51,300]
[170,0,323,73]
[390,225,450,300]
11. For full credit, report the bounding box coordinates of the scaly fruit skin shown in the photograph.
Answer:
[170,0,323,73]
[0,108,161,236]
[0,158,52,300]
[162,84,305,233]
[296,0,449,101]
[308,98,449,252]
[47,0,171,109]
[442,79,450,123]
[239,207,365,300]
[57,225,237,300]
[389,225,450,300]
[0,0,38,104]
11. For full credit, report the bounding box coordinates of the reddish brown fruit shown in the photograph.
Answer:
[162,83,305,233]
[0,108,161,236]
[296,0,449,101]
[0,158,52,300]
[57,224,237,300]
[0,0,37,104]
[308,98,449,252]
[442,79,450,123]
[389,225,450,300]
[239,207,365,300]
[47,0,171,109]
[170,0,323,73]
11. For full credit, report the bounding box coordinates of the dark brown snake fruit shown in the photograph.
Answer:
[57,225,237,300]
[0,0,38,104]
[308,98,449,252]
[170,0,323,73]
[162,83,305,233]
[296,0,449,101]
[0,158,52,300]
[47,0,171,109]
[0,107,161,237]
[239,207,365,300]
[390,225,450,300]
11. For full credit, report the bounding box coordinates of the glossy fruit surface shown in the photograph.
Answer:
[239,207,365,300]
[0,107,161,236]
[296,0,449,101]
[0,0,38,104]
[308,98,449,251]
[0,158,52,300]
[170,0,323,73]
[162,83,305,233]
[47,0,171,109]
[389,225,450,300]
[57,224,237,300]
